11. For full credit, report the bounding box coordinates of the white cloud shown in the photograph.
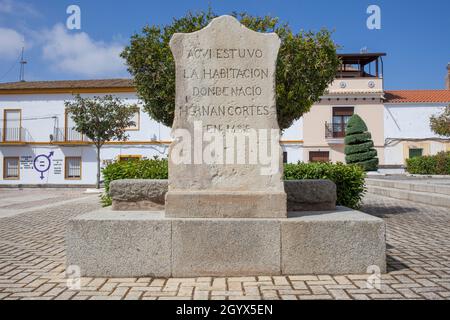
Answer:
[0,27,24,59]
[41,24,128,78]
[0,0,40,17]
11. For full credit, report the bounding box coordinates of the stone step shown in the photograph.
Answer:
[366,179,450,196]
[367,185,450,208]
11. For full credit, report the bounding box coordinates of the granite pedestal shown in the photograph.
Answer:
[66,207,386,277]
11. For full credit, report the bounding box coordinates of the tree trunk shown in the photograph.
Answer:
[96,145,101,189]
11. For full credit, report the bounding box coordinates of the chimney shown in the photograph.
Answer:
[447,63,450,89]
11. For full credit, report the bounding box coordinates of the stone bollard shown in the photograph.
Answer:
[109,179,168,211]
[284,180,337,211]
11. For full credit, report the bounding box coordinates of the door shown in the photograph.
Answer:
[332,107,354,138]
[65,111,82,141]
[3,110,21,142]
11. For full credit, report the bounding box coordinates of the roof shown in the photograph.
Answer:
[385,90,450,104]
[0,79,135,94]
[337,53,386,66]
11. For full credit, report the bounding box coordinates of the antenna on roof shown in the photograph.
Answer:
[19,46,27,82]
[360,47,368,54]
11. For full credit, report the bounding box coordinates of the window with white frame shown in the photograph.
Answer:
[65,157,82,179]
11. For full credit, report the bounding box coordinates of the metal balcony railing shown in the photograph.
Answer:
[1,127,27,142]
[325,122,346,139]
[53,127,88,143]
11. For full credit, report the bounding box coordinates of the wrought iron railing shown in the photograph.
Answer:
[325,122,346,139]
[1,127,27,142]
[53,127,87,142]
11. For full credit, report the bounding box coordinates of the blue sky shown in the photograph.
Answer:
[0,0,449,89]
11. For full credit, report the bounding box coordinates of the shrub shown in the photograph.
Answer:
[284,162,366,209]
[101,157,168,206]
[344,114,379,171]
[406,152,450,175]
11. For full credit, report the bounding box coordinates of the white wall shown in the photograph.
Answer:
[384,103,447,139]
[384,103,448,165]
[0,93,171,142]
[0,144,170,185]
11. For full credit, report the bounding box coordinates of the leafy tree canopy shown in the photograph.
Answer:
[65,94,138,189]
[430,105,450,138]
[64,94,137,147]
[121,10,341,130]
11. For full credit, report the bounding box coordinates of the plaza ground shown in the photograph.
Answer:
[0,188,449,300]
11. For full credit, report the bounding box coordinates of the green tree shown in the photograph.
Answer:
[430,105,450,138]
[344,114,379,172]
[121,10,340,130]
[64,95,137,189]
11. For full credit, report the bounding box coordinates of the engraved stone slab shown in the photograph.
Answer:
[166,15,286,218]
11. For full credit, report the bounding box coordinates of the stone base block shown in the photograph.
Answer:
[110,179,167,211]
[285,180,336,211]
[66,207,386,277]
[165,191,287,218]
[66,211,171,277]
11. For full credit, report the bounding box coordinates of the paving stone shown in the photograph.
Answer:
[0,191,449,300]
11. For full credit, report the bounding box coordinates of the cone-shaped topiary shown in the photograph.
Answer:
[344,114,379,171]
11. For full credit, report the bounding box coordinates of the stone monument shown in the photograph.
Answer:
[166,15,286,218]
[66,16,386,278]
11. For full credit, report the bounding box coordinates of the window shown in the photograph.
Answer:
[118,155,142,162]
[309,151,330,163]
[3,157,20,180]
[332,107,354,138]
[3,109,22,142]
[409,148,423,159]
[126,108,140,131]
[283,152,288,164]
[65,157,82,179]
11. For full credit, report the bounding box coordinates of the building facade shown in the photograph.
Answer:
[1,54,449,187]
[384,90,450,170]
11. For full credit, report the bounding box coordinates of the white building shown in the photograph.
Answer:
[384,90,450,169]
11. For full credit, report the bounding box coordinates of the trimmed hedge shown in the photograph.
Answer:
[101,159,366,209]
[406,152,450,175]
[284,162,366,209]
[101,157,168,206]
[344,132,372,145]
[344,114,378,171]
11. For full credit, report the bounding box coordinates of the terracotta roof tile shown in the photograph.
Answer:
[385,90,450,104]
[0,79,135,90]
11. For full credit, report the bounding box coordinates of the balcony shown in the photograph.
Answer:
[325,122,345,144]
[1,127,28,144]
[52,127,89,144]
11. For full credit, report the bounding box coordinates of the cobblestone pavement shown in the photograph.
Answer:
[0,191,449,300]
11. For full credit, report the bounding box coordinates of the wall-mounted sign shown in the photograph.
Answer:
[53,159,63,175]
[33,152,54,180]
[20,156,34,170]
